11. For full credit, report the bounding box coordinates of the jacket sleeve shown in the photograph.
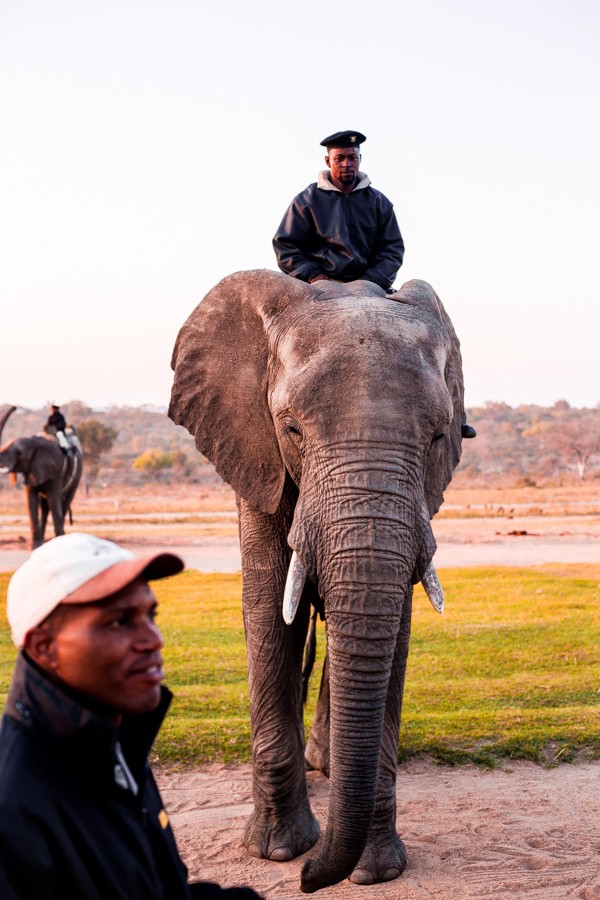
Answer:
[272,195,323,283]
[362,200,405,291]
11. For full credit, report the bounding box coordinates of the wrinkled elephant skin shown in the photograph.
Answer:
[169,271,465,892]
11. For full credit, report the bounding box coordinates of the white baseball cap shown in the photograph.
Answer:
[7,533,184,648]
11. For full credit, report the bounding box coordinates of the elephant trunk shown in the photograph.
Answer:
[300,520,412,892]
[0,405,16,448]
[289,455,430,891]
[301,588,401,892]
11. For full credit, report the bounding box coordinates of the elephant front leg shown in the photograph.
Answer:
[47,488,65,538]
[238,495,320,863]
[350,586,413,885]
[26,488,42,549]
[39,495,49,541]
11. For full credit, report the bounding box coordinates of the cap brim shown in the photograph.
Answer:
[62,552,184,605]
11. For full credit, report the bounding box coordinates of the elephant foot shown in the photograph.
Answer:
[244,804,320,862]
[349,829,407,885]
[305,733,330,778]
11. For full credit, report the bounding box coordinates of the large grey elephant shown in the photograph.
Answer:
[169,270,465,893]
[0,406,83,549]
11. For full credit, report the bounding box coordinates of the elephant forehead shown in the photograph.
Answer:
[272,307,447,407]
[275,302,442,360]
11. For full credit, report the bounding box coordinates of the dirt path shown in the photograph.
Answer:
[1,513,599,571]
[158,759,600,899]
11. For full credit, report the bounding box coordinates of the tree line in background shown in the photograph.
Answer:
[1,399,600,489]
[458,400,600,486]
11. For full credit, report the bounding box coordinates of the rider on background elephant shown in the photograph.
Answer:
[0,405,82,549]
[170,270,469,893]
[44,403,72,453]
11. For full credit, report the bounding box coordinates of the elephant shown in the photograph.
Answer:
[169,270,465,893]
[0,406,83,549]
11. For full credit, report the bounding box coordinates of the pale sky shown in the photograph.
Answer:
[1,0,598,411]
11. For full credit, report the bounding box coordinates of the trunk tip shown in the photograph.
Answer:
[300,855,356,893]
[300,858,319,893]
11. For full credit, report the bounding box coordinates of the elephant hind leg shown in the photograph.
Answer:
[305,649,330,778]
[350,831,407,885]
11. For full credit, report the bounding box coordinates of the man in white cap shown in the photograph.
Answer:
[0,533,264,900]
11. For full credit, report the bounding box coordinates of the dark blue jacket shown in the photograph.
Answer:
[273,171,404,291]
[0,654,262,900]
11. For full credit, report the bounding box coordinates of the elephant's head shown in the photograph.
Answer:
[0,436,63,486]
[169,270,464,889]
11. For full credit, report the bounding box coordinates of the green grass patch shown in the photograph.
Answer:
[1,566,599,768]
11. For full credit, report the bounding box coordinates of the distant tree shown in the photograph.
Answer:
[536,417,600,481]
[77,419,119,486]
[166,449,187,477]
[132,448,194,481]
[132,449,172,478]
[552,399,571,413]
[64,400,94,421]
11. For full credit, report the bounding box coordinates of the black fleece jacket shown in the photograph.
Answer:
[0,653,262,900]
[273,171,404,291]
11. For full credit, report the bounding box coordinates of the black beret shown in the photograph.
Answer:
[320,130,366,149]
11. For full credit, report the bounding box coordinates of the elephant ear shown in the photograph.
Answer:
[412,282,465,518]
[169,270,309,514]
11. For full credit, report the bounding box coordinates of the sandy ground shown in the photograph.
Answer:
[2,498,599,898]
[157,759,600,900]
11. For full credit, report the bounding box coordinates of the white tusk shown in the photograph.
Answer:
[422,561,444,614]
[282,551,306,625]
[0,467,9,475]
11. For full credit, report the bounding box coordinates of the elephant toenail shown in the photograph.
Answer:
[382,867,402,881]
[270,847,294,862]
[349,868,375,885]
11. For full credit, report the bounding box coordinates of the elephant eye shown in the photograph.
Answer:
[432,432,445,442]
[280,417,303,450]
[286,425,303,447]
[279,413,303,451]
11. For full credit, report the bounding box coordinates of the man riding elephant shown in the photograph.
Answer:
[273,130,405,293]
[44,404,72,454]
[273,130,476,439]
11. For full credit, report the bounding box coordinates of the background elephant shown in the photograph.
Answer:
[0,406,83,549]
[169,270,465,893]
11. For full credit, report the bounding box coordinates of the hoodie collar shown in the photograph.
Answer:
[4,652,171,765]
[317,170,371,192]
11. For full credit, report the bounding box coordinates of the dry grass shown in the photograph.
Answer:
[0,482,238,516]
[2,566,598,768]
[440,484,600,518]
[2,481,600,521]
